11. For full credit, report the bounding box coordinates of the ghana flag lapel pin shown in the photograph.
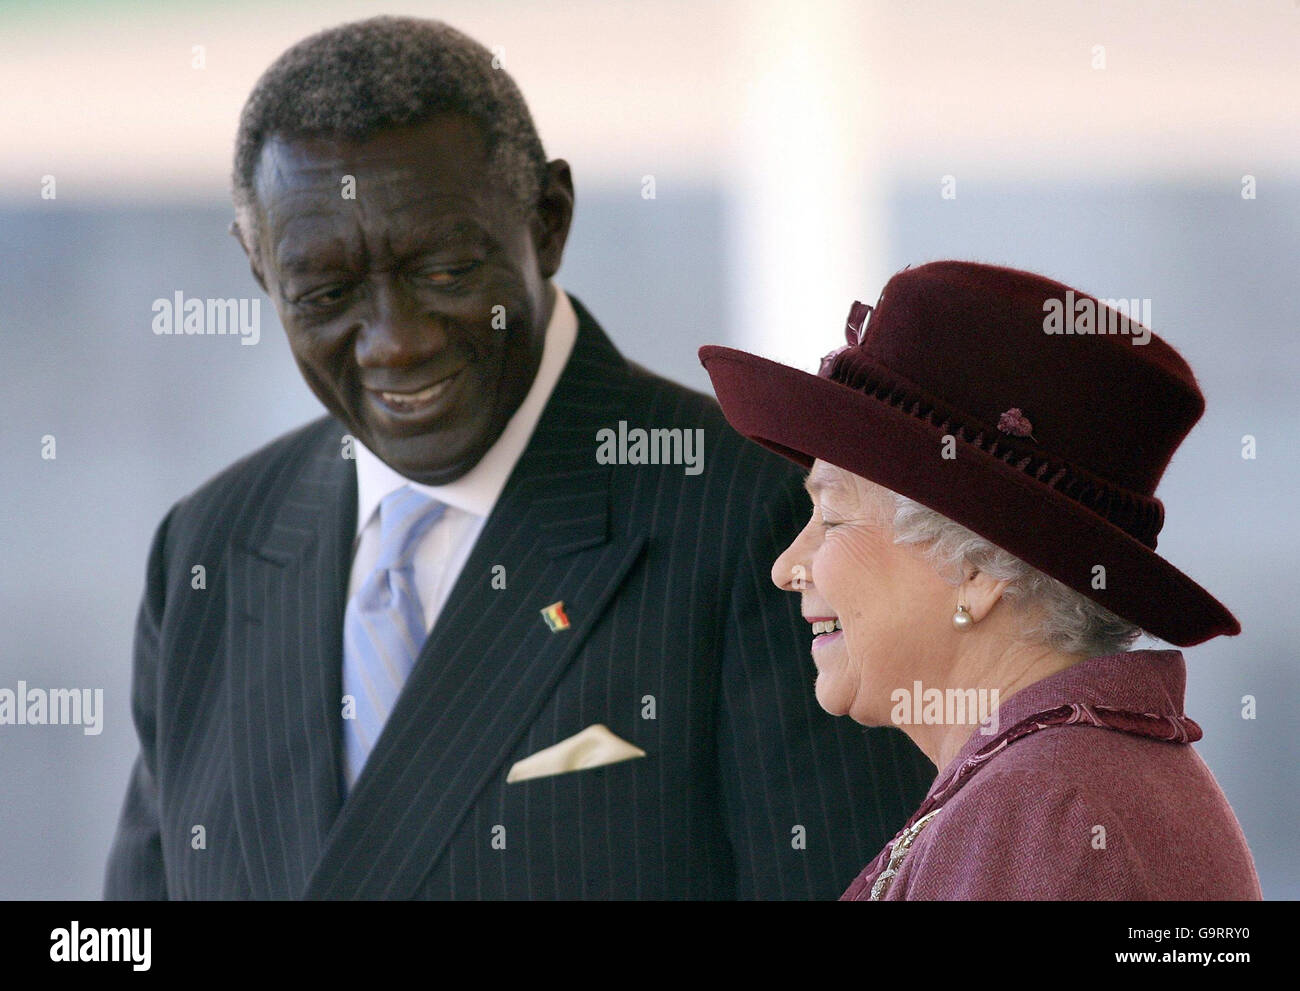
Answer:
[540,601,571,632]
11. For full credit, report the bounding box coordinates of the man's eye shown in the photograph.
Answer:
[298,285,349,307]
[419,262,479,285]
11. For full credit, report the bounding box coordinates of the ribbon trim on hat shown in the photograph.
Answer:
[821,353,1165,549]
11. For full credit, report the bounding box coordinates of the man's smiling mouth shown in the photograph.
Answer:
[367,367,466,419]
[380,377,454,410]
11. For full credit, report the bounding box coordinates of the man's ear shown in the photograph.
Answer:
[229,218,269,294]
[531,159,574,280]
[963,569,1012,624]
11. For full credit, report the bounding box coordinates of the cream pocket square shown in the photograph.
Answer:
[506,724,646,784]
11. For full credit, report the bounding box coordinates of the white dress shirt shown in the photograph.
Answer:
[347,285,579,633]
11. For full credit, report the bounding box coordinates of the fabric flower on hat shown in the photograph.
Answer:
[819,344,851,378]
[997,407,1035,439]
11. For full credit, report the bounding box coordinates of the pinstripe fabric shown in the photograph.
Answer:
[104,296,934,900]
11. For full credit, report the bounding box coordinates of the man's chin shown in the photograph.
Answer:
[377,445,482,486]
[364,424,502,486]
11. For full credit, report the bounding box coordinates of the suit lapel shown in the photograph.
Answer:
[303,301,647,899]
[226,423,354,899]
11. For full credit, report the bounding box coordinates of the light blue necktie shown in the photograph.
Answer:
[342,485,446,791]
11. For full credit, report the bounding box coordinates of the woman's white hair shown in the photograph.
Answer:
[889,492,1143,657]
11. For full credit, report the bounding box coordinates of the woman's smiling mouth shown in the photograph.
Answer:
[808,615,844,649]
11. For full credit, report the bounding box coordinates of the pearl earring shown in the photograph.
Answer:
[952,603,973,631]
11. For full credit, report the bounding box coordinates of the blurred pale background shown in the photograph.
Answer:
[1,0,1296,898]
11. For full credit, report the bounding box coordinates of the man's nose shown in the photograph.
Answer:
[355,278,448,367]
[771,519,815,592]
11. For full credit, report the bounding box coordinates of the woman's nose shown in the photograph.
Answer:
[771,518,816,591]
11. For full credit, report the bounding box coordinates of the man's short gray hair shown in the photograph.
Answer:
[889,493,1143,657]
[232,16,548,244]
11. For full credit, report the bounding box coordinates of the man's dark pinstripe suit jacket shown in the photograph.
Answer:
[104,295,932,900]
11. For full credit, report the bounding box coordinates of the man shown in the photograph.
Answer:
[104,15,930,899]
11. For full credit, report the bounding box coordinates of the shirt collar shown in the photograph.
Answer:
[352,284,579,535]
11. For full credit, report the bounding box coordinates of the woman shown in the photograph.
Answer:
[699,260,1261,900]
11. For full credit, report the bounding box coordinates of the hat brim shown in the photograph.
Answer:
[699,345,1239,647]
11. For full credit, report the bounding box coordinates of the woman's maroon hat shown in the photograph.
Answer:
[699,260,1239,647]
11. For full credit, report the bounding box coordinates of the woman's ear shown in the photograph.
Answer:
[962,570,1012,623]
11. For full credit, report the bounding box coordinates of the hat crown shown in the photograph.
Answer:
[827,261,1205,498]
